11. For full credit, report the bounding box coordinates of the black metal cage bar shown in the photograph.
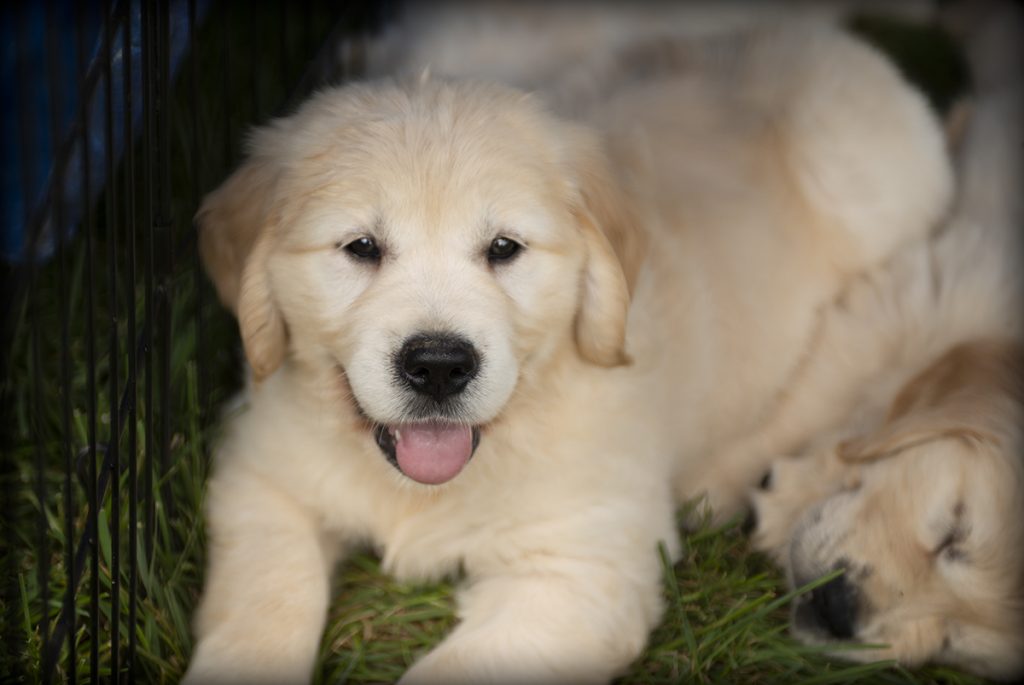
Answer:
[1,2,388,681]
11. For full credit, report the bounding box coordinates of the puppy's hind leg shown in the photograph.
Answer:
[764,24,955,273]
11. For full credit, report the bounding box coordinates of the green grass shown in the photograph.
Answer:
[312,514,989,685]
[0,6,990,685]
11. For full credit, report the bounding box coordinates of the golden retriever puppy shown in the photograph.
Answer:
[701,77,1024,676]
[721,5,1024,675]
[184,23,951,684]
[751,340,1024,679]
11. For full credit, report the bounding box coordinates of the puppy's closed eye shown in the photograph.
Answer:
[933,503,969,562]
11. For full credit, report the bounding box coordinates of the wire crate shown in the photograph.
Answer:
[0,2,388,681]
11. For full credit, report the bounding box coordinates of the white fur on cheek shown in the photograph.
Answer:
[268,249,372,369]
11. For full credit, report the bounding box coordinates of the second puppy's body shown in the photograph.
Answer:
[185,25,951,684]
[741,7,1024,674]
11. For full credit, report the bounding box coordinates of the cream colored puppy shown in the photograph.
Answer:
[184,24,950,684]
[752,341,1024,679]
[716,5,1024,675]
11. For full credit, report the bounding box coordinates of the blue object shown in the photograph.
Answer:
[1,0,210,263]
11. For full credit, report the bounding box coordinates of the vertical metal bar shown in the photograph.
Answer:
[122,0,139,679]
[59,207,76,685]
[141,0,156,564]
[74,1,101,680]
[58,186,76,685]
[249,6,260,118]
[280,2,291,89]
[103,1,122,677]
[303,0,313,63]
[43,1,77,678]
[188,0,207,432]
[156,0,174,528]
[16,2,51,680]
[31,290,52,685]
[221,2,233,169]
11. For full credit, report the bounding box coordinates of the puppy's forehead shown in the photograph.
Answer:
[277,81,575,239]
[304,84,563,178]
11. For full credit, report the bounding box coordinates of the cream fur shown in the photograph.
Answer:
[184,16,956,685]
[716,3,1024,678]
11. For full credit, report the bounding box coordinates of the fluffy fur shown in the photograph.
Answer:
[732,4,1024,678]
[184,16,954,685]
[752,340,1024,679]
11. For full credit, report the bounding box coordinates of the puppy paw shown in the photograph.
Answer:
[748,454,847,562]
[398,653,453,685]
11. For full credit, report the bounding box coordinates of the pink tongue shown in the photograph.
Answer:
[394,423,473,485]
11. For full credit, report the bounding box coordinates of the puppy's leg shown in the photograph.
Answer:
[183,471,335,685]
[400,554,664,684]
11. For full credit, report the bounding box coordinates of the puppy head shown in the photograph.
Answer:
[786,340,1024,680]
[197,78,640,484]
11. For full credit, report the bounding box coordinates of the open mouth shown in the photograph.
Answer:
[374,422,481,485]
[336,364,483,485]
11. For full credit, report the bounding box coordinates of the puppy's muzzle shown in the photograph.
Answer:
[368,333,483,486]
[397,334,479,401]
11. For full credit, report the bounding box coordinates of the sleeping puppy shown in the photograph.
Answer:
[184,23,951,684]
[752,340,1024,679]
[740,4,1024,676]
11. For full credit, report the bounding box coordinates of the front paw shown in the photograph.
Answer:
[748,457,826,562]
[398,649,457,685]
[397,643,538,685]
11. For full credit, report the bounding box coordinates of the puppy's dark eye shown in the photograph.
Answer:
[487,236,522,263]
[341,236,382,262]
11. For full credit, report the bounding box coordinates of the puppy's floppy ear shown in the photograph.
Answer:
[564,126,647,367]
[197,147,288,380]
[839,340,1024,462]
[838,406,989,464]
[237,233,287,381]
[197,159,280,313]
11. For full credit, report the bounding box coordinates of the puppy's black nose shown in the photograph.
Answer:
[803,574,858,639]
[398,335,479,401]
